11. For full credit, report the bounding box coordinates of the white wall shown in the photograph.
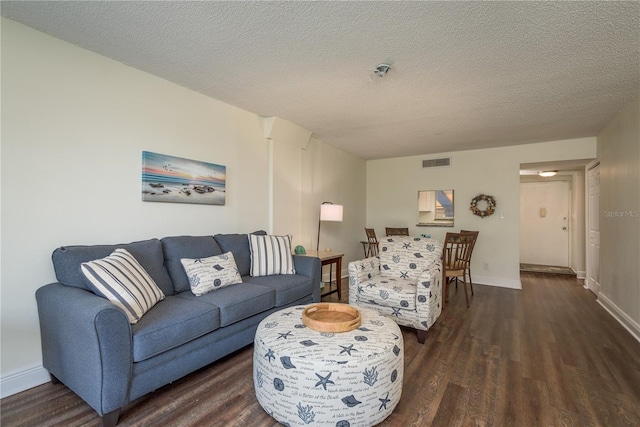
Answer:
[0,17,268,389]
[304,137,367,281]
[0,19,367,396]
[267,122,367,281]
[596,95,640,340]
[367,138,597,289]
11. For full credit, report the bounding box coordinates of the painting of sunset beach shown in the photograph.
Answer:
[142,151,226,205]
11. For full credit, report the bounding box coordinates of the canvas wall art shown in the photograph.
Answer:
[142,151,226,205]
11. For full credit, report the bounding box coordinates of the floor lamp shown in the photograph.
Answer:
[317,202,343,252]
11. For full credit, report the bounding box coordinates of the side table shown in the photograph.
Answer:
[301,250,343,300]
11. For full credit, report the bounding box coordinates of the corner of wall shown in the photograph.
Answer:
[472,275,522,290]
[260,116,312,149]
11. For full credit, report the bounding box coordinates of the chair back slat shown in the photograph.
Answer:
[385,227,409,236]
[364,228,380,257]
[443,232,474,270]
[442,232,475,307]
[460,230,479,256]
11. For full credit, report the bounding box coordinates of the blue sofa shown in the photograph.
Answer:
[35,233,321,427]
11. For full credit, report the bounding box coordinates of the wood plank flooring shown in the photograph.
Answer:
[3,273,640,426]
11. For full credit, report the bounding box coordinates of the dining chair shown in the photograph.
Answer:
[385,227,409,236]
[364,228,380,257]
[460,230,479,295]
[442,232,475,307]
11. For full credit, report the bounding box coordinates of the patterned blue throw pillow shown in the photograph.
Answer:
[181,252,242,296]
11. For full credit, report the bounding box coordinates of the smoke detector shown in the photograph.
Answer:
[374,63,391,77]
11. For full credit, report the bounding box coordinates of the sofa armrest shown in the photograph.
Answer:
[293,255,322,302]
[415,259,443,330]
[348,257,381,305]
[36,283,133,416]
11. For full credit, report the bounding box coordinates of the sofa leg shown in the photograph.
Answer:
[417,329,427,344]
[101,409,121,427]
[49,373,60,384]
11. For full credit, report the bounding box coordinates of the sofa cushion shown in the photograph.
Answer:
[131,294,220,362]
[181,252,242,296]
[81,249,165,324]
[161,235,222,294]
[176,282,274,327]
[356,276,417,310]
[379,237,442,282]
[248,234,296,276]
[52,238,174,296]
[214,230,266,276]
[243,274,314,307]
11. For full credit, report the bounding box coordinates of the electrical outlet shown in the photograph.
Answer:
[483,262,489,270]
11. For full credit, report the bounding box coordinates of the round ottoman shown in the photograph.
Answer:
[253,305,404,427]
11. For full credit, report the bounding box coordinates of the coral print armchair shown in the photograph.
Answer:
[348,236,443,343]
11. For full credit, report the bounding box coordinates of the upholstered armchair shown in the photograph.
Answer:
[348,236,443,343]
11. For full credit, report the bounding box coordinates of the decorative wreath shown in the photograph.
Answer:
[470,194,496,218]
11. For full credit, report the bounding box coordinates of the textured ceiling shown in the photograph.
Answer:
[2,1,639,160]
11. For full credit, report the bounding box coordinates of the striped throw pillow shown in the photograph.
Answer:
[81,248,165,324]
[249,234,296,277]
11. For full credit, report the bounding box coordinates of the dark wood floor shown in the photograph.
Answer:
[3,273,640,426]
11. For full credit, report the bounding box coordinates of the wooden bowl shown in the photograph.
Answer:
[302,303,361,333]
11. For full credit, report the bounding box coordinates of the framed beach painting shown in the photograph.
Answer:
[142,151,226,205]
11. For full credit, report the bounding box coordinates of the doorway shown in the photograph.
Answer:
[520,180,571,267]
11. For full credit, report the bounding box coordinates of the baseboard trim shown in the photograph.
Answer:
[575,270,586,280]
[0,364,50,399]
[597,293,640,344]
[472,275,522,290]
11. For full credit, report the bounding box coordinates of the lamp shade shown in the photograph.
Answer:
[320,203,343,222]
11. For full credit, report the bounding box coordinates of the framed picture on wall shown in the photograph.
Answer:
[142,151,226,205]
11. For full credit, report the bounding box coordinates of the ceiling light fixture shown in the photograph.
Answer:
[374,63,391,77]
[538,170,558,177]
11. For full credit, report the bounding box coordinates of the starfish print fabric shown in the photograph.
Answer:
[253,305,403,426]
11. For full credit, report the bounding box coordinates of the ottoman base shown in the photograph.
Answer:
[253,305,404,427]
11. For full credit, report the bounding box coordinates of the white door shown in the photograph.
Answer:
[520,181,570,266]
[587,164,601,294]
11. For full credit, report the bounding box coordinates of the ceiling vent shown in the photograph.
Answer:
[422,157,451,168]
